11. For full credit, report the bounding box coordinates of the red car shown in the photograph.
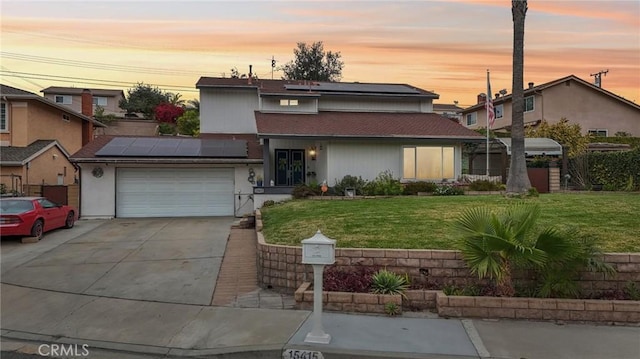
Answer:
[0,197,77,241]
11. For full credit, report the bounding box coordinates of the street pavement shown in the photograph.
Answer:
[1,219,639,359]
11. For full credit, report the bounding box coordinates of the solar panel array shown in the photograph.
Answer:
[95,137,247,158]
[284,83,421,94]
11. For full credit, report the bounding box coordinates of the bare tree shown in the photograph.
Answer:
[506,0,532,194]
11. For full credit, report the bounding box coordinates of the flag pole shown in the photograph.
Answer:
[486,69,490,177]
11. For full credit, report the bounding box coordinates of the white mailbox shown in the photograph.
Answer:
[301,230,336,265]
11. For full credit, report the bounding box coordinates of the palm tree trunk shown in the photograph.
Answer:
[507,0,532,194]
[497,260,516,297]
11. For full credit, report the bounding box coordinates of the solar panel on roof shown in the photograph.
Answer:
[284,83,420,94]
[95,137,247,158]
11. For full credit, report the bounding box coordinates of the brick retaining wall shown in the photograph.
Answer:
[256,213,639,295]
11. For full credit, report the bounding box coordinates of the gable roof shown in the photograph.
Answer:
[41,86,124,97]
[196,77,439,99]
[433,104,463,112]
[0,84,106,127]
[1,84,36,96]
[0,140,71,165]
[255,111,483,140]
[462,75,640,113]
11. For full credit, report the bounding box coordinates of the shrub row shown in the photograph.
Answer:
[588,148,640,191]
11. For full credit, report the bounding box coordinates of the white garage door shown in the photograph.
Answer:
[116,168,234,218]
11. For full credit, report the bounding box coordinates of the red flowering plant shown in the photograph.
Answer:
[154,103,184,124]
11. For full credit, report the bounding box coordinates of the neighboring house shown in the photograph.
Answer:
[433,103,463,123]
[0,84,105,192]
[71,78,482,219]
[460,75,640,136]
[41,86,126,117]
[41,86,159,136]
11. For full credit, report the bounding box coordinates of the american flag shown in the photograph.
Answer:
[486,72,495,128]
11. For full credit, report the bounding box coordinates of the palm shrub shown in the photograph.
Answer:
[371,269,409,297]
[454,203,614,298]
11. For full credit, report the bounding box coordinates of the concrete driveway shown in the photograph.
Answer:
[1,217,234,305]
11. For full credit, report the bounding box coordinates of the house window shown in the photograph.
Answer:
[466,112,477,126]
[588,129,608,137]
[62,114,70,122]
[403,146,455,180]
[0,103,7,132]
[495,104,503,119]
[524,96,534,112]
[279,99,298,106]
[55,95,72,105]
[93,96,108,106]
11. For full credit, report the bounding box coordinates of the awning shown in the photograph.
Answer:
[496,138,563,156]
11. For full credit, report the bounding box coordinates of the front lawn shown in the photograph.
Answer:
[260,193,640,252]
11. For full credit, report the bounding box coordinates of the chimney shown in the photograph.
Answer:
[81,89,94,145]
[528,82,534,89]
[495,93,500,99]
[248,65,253,85]
[81,89,93,117]
[477,93,486,104]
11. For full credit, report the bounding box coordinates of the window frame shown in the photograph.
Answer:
[495,104,504,119]
[524,96,534,112]
[93,96,108,106]
[466,112,477,126]
[279,99,299,107]
[588,129,608,137]
[54,95,72,105]
[0,102,8,132]
[402,145,456,181]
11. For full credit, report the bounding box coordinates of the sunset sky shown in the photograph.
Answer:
[1,0,638,107]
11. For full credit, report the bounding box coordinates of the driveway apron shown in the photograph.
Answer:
[1,217,234,306]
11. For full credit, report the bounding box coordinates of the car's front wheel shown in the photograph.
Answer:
[64,211,75,229]
[31,219,44,241]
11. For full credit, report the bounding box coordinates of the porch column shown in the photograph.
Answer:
[262,138,271,186]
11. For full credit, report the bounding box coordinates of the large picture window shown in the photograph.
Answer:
[403,146,455,180]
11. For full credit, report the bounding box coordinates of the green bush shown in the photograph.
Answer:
[371,269,409,297]
[468,180,502,191]
[402,181,438,195]
[158,122,177,135]
[433,184,464,196]
[292,184,320,199]
[333,175,368,196]
[589,136,640,149]
[588,148,640,191]
[363,170,403,196]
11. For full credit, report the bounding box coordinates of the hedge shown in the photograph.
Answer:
[588,148,640,190]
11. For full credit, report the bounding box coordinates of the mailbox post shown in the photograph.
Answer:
[301,230,336,344]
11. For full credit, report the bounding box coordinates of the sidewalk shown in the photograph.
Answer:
[2,227,639,359]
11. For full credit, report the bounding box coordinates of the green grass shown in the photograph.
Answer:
[260,193,640,252]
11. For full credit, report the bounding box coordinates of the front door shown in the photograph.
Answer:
[275,149,305,186]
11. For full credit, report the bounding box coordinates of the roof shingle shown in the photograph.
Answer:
[255,111,483,139]
[1,140,57,163]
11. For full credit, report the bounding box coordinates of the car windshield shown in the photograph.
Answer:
[0,200,35,214]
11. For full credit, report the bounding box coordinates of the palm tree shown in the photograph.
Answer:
[455,204,567,297]
[506,0,531,194]
[455,203,615,298]
[186,99,200,113]
[167,92,185,107]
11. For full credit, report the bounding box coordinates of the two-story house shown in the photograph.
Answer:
[41,87,126,117]
[461,75,640,136]
[71,77,482,219]
[1,85,105,193]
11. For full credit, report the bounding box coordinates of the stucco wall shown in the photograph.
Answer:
[200,88,258,134]
[79,164,257,219]
[27,101,84,154]
[0,165,24,192]
[79,164,116,219]
[465,80,640,136]
[25,146,75,186]
[7,102,28,147]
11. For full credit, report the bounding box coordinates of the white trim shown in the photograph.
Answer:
[0,102,8,132]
